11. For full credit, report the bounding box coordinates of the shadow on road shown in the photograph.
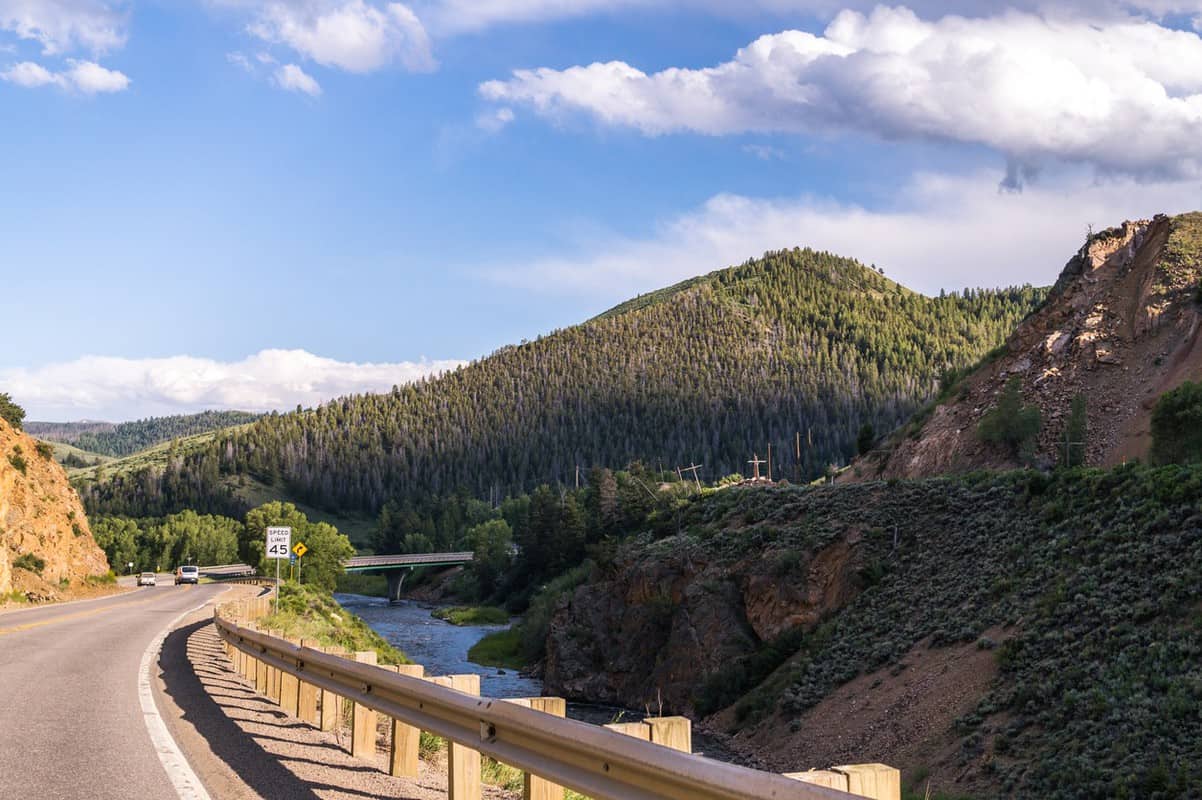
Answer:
[159,619,322,799]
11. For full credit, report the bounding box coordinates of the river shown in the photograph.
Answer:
[337,593,747,763]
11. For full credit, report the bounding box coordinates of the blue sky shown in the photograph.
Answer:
[4,1,1202,420]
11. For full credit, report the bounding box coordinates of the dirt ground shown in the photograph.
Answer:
[729,629,1011,797]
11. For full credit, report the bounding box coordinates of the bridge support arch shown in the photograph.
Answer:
[386,570,410,604]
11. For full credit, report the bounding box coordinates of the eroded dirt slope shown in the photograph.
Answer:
[863,213,1202,478]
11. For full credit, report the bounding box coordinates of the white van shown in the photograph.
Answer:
[175,565,199,585]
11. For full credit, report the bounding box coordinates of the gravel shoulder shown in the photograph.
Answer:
[156,587,517,799]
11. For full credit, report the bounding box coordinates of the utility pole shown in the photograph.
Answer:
[748,453,767,481]
[575,465,580,489]
[795,431,801,483]
[679,463,703,490]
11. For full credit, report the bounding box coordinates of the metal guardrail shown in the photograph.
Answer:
[213,607,861,800]
[344,552,475,568]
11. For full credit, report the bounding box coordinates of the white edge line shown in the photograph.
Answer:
[138,591,221,800]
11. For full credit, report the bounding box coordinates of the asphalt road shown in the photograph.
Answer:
[0,582,224,800]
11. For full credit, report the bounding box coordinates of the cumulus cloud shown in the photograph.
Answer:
[1,57,128,92]
[481,6,1202,180]
[2,349,467,421]
[273,62,322,95]
[0,0,127,55]
[248,0,435,73]
[481,170,1202,300]
[417,0,1202,35]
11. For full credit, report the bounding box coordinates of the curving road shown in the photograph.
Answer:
[0,581,224,800]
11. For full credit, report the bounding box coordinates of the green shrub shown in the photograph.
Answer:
[8,446,27,475]
[34,441,54,461]
[13,552,45,574]
[1150,380,1202,464]
[0,393,24,431]
[978,377,1041,458]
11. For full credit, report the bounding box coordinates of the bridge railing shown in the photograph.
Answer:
[213,596,897,800]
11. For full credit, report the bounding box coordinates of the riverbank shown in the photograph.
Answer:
[258,583,410,663]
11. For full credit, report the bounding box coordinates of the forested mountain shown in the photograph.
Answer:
[29,410,261,457]
[78,248,1045,519]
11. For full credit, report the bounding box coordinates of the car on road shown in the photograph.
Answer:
[175,565,200,585]
[136,572,156,587]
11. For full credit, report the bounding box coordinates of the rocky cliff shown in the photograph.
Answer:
[542,497,870,713]
[0,417,109,598]
[860,213,1202,478]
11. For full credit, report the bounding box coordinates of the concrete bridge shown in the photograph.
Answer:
[345,552,474,601]
[201,551,474,601]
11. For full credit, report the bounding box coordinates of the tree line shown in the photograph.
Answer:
[28,409,261,457]
[77,249,1046,522]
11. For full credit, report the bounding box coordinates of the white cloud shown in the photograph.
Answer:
[248,0,435,73]
[274,61,322,94]
[475,105,513,132]
[742,143,785,160]
[64,57,127,91]
[481,170,1202,301]
[418,0,1202,35]
[1,57,128,92]
[0,0,127,55]
[481,6,1202,180]
[2,349,468,421]
[227,50,254,71]
[1,59,59,85]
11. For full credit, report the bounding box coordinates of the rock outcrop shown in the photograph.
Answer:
[0,417,108,596]
[860,213,1202,478]
[542,531,865,713]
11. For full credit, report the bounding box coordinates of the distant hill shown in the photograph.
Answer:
[78,247,1045,520]
[859,213,1202,479]
[28,410,262,458]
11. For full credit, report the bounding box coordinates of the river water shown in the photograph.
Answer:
[337,593,747,763]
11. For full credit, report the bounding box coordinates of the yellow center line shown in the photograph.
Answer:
[0,593,176,637]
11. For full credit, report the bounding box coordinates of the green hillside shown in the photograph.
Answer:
[78,248,1045,520]
[28,409,261,457]
[43,440,114,474]
[549,466,1202,798]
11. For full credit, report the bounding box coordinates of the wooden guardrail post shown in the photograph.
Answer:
[505,698,567,800]
[351,651,379,759]
[280,637,301,716]
[297,639,320,726]
[603,722,651,740]
[320,646,348,732]
[267,631,283,704]
[428,675,482,800]
[784,771,850,792]
[644,716,692,753]
[388,665,425,778]
[833,764,900,800]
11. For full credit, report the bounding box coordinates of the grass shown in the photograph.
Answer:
[257,582,410,664]
[46,440,114,475]
[467,627,526,670]
[432,606,509,626]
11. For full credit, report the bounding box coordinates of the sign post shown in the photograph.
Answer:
[266,526,292,614]
[292,541,308,585]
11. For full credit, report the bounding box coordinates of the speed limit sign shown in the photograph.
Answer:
[266,526,292,559]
